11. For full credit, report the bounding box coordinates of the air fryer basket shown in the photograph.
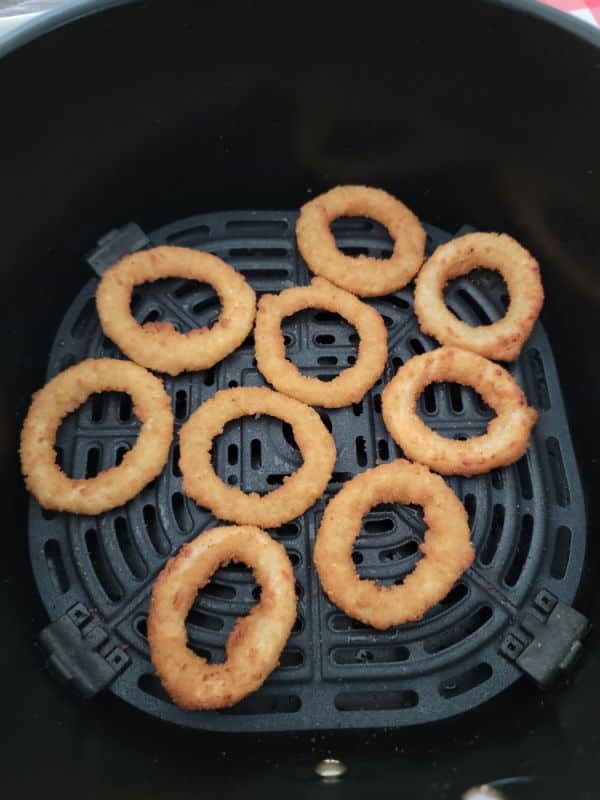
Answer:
[2,1,600,798]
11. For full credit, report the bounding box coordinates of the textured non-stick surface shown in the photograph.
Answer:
[28,211,586,732]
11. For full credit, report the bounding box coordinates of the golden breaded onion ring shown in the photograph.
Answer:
[20,358,173,514]
[179,387,336,527]
[413,232,543,361]
[296,185,426,297]
[382,347,537,476]
[148,525,296,709]
[96,246,256,376]
[255,277,388,408]
[313,460,474,630]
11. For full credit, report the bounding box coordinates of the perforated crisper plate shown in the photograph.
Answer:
[28,211,587,732]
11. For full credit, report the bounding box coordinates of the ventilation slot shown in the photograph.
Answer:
[174,390,188,420]
[352,400,363,417]
[516,456,533,500]
[173,280,202,299]
[222,694,301,715]
[377,439,389,460]
[457,289,492,324]
[504,514,533,587]
[551,526,572,580]
[166,224,210,246]
[187,609,224,631]
[479,505,505,566]
[333,645,409,665]
[172,444,181,476]
[281,421,299,450]
[91,394,104,422]
[392,356,403,371]
[364,517,394,534]
[373,393,382,413]
[85,446,100,479]
[203,581,236,600]
[491,469,504,489]
[330,216,374,233]
[547,437,570,507]
[339,245,371,257]
[171,492,192,531]
[528,348,551,410]
[143,504,169,555]
[135,616,148,638]
[318,356,337,365]
[439,582,469,608]
[379,541,419,561]
[85,528,123,601]
[227,443,238,466]
[316,334,335,345]
[250,439,262,469]
[335,690,418,711]
[464,494,476,528]
[119,394,132,422]
[277,522,300,538]
[231,246,288,259]
[422,384,437,414]
[114,516,147,579]
[203,366,216,386]
[410,338,425,354]
[448,383,463,413]
[330,472,352,484]
[266,474,287,486]
[115,445,129,466]
[439,663,493,698]
[44,539,69,594]
[355,436,367,467]
[225,219,288,235]
[240,268,290,281]
[330,614,370,632]
[191,296,220,316]
[279,649,304,669]
[141,308,161,325]
[318,412,333,433]
[424,606,493,653]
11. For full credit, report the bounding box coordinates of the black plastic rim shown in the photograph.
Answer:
[2,0,600,63]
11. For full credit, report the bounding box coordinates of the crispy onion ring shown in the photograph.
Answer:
[381,347,537,476]
[179,387,336,527]
[296,185,426,297]
[96,246,256,376]
[20,358,173,514]
[148,525,296,710]
[413,232,544,361]
[255,277,388,407]
[313,460,474,630]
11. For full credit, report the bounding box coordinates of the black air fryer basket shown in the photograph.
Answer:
[2,1,600,798]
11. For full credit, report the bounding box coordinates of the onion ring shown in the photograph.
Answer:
[413,232,544,361]
[20,358,173,514]
[254,277,388,407]
[179,386,336,526]
[313,460,474,630]
[381,347,537,476]
[296,185,426,297]
[148,525,296,710]
[96,246,256,376]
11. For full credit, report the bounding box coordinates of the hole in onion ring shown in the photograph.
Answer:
[135,279,222,330]
[56,392,142,479]
[443,269,508,327]
[213,415,304,496]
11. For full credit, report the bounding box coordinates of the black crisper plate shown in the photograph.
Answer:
[28,210,587,732]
